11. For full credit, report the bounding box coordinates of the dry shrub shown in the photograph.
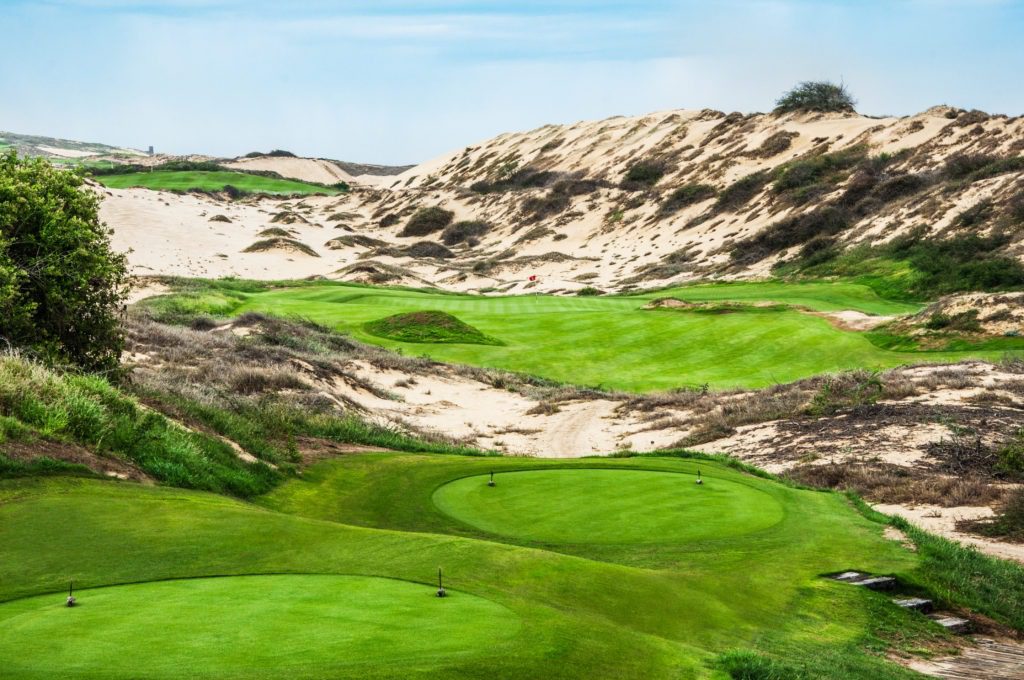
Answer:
[787,462,1004,507]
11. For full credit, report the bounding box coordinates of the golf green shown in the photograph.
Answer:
[0,575,520,678]
[154,280,1024,390]
[432,469,784,544]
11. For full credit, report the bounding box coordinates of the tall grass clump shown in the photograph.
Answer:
[0,354,278,496]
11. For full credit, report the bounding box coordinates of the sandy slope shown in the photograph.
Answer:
[223,156,356,186]
[102,106,1024,294]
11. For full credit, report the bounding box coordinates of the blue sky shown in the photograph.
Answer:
[1,0,1021,164]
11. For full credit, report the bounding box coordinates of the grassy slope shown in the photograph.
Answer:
[95,170,340,195]
[188,281,1021,391]
[0,455,942,679]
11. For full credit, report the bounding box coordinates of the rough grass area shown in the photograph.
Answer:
[143,279,1024,391]
[364,310,502,345]
[95,170,341,196]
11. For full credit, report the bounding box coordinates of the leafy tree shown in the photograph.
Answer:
[775,81,857,114]
[0,152,129,371]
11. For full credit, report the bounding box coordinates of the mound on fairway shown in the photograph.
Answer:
[432,468,784,544]
[0,575,519,678]
[364,311,502,345]
[95,170,341,196]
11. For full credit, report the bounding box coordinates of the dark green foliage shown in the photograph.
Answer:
[379,213,399,228]
[621,160,666,190]
[945,153,1024,184]
[712,171,770,213]
[772,146,867,205]
[661,184,717,214]
[403,241,455,259]
[956,200,993,228]
[0,454,94,479]
[470,167,555,194]
[734,207,849,264]
[774,81,856,114]
[0,152,129,371]
[522,192,571,220]
[87,159,227,176]
[997,431,1024,480]
[807,370,882,417]
[576,286,603,296]
[441,220,490,246]
[364,311,501,345]
[715,650,809,680]
[988,489,1024,539]
[399,207,454,237]
[267,149,297,157]
[924,310,981,332]
[1009,188,1024,223]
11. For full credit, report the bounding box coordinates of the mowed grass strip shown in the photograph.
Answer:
[432,469,784,544]
[202,281,1020,391]
[95,170,341,195]
[0,575,519,678]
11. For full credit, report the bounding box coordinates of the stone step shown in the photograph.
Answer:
[929,614,972,634]
[852,576,898,591]
[893,597,934,613]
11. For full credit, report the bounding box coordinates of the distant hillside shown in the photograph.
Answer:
[0,130,146,160]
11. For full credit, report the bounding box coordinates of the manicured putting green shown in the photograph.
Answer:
[432,468,784,544]
[0,575,519,678]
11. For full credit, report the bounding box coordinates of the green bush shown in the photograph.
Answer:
[774,81,856,114]
[661,184,716,213]
[621,161,666,190]
[441,220,490,246]
[0,152,129,371]
[399,207,454,237]
[925,309,981,332]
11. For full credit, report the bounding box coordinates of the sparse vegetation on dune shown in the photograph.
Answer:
[775,80,857,114]
[243,237,319,257]
[399,206,455,237]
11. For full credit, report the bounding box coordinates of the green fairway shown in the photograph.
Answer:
[153,280,1024,390]
[0,575,518,679]
[433,469,783,544]
[3,453,1010,678]
[95,170,341,195]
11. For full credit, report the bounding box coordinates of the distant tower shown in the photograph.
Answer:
[147,146,154,156]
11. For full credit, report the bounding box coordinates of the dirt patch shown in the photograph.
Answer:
[1,439,151,482]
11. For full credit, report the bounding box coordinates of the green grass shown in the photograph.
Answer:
[0,575,519,679]
[95,170,341,195]
[145,279,1022,391]
[433,468,783,544]
[365,310,502,345]
[1,453,957,679]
